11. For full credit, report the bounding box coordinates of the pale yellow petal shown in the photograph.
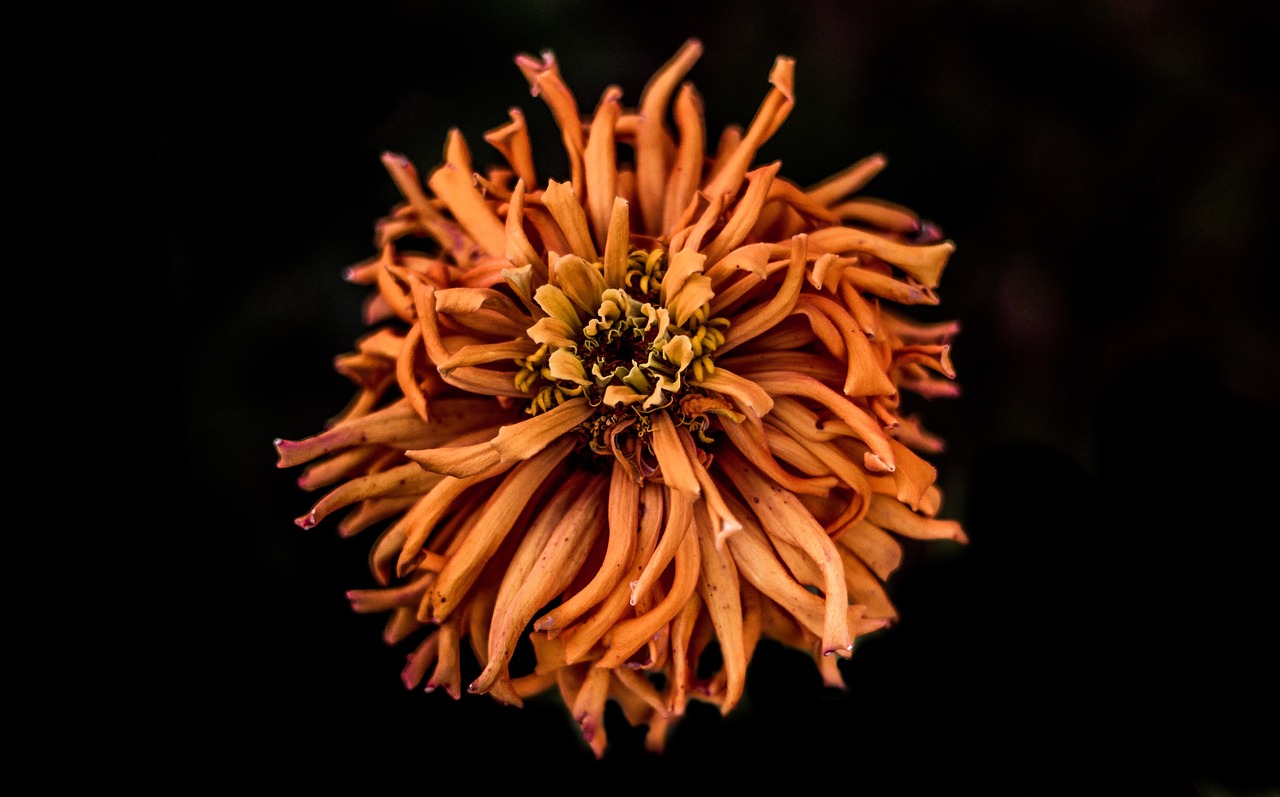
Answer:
[553,253,609,316]
[526,316,577,349]
[533,283,584,332]
[544,179,599,261]
[602,198,631,289]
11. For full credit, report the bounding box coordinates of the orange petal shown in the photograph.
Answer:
[598,510,701,668]
[504,180,547,276]
[865,493,967,543]
[635,37,704,236]
[426,438,575,620]
[484,107,537,191]
[693,503,746,713]
[690,365,774,418]
[629,486,694,607]
[584,86,623,248]
[748,370,896,473]
[473,473,608,695]
[437,339,537,374]
[662,82,706,235]
[427,158,507,259]
[833,518,903,581]
[810,225,955,290]
[515,49,585,196]
[602,197,632,289]
[551,253,608,316]
[716,411,837,497]
[404,441,502,479]
[805,152,888,207]
[716,233,807,355]
[702,56,794,201]
[718,447,854,656]
[535,458,640,633]
[701,162,781,268]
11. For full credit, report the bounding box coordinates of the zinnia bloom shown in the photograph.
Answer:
[275,38,965,757]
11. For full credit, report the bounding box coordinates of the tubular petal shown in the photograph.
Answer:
[425,439,574,618]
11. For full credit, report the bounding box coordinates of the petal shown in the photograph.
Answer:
[834,518,904,581]
[404,441,502,479]
[659,248,707,305]
[798,293,898,396]
[635,37,704,235]
[526,316,577,349]
[865,493,967,543]
[648,410,701,499]
[473,472,608,696]
[718,448,854,657]
[427,157,507,259]
[702,55,794,201]
[504,180,547,277]
[483,107,537,188]
[628,486,694,607]
[489,396,596,463]
[584,87,623,247]
[515,49,585,195]
[810,225,956,289]
[717,233,808,355]
[379,152,466,259]
[704,241,790,288]
[533,283,584,332]
[805,152,888,207]
[437,339,537,374]
[598,502,701,668]
[662,82,706,235]
[701,161,781,268]
[425,437,575,619]
[535,457,641,632]
[559,481,665,664]
[602,197,632,289]
[690,366,774,418]
[751,370,897,472]
[543,179,599,261]
[547,349,592,386]
[552,253,609,316]
[693,504,746,713]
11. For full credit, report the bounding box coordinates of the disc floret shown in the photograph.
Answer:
[515,247,730,458]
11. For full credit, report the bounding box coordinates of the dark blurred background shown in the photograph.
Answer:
[124,0,1280,793]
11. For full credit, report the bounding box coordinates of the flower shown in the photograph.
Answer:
[274,37,966,757]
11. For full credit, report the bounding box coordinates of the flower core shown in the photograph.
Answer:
[517,247,733,463]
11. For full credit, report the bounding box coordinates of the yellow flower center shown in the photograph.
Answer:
[515,248,730,458]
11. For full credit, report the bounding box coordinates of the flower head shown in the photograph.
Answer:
[275,38,965,757]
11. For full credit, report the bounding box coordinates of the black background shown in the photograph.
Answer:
[118,0,1280,793]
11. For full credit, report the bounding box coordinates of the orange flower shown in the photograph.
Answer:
[274,38,965,757]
